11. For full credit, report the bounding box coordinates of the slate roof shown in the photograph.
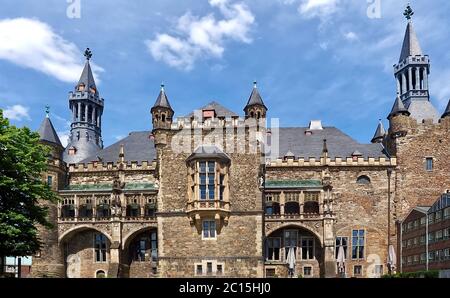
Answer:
[371,121,386,143]
[78,60,98,94]
[38,117,63,147]
[406,100,439,123]
[185,101,238,118]
[245,85,267,109]
[399,21,423,62]
[152,86,173,111]
[80,131,156,164]
[442,100,450,118]
[388,96,410,119]
[272,127,387,159]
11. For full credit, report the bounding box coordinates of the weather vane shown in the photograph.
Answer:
[84,48,93,60]
[45,105,50,117]
[404,4,414,20]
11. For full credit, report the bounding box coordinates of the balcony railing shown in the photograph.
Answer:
[265,212,322,220]
[186,200,230,212]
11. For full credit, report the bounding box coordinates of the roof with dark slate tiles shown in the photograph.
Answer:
[80,131,156,164]
[38,117,63,147]
[185,101,238,118]
[273,127,387,160]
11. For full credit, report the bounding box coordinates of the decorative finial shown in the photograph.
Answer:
[161,82,165,91]
[84,48,93,60]
[119,144,125,163]
[253,81,257,88]
[45,105,50,118]
[404,4,414,20]
[322,139,328,154]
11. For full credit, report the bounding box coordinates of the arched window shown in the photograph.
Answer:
[94,234,107,262]
[304,201,319,214]
[285,202,300,215]
[356,175,371,185]
[96,270,106,278]
[162,114,166,122]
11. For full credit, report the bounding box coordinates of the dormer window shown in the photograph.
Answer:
[202,109,216,119]
[68,147,77,156]
[90,87,96,94]
[78,83,85,92]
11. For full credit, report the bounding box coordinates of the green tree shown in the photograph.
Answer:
[0,109,58,258]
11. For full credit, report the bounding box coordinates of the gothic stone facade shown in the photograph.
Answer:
[32,16,450,278]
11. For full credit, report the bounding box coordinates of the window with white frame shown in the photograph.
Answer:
[335,237,348,259]
[202,220,216,239]
[300,237,314,260]
[353,265,362,276]
[351,230,365,260]
[188,159,229,203]
[199,161,215,200]
[194,261,224,276]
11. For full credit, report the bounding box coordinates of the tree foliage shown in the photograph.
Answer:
[0,109,58,257]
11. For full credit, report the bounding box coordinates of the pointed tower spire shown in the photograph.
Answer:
[152,83,173,112]
[371,119,386,143]
[38,112,63,148]
[393,4,438,122]
[64,48,104,164]
[244,81,267,119]
[151,83,174,130]
[388,94,410,119]
[77,48,98,95]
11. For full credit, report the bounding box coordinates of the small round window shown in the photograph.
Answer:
[356,175,371,185]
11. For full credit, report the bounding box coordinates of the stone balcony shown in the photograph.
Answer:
[186,199,231,231]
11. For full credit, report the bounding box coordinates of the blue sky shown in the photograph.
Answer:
[1,0,450,147]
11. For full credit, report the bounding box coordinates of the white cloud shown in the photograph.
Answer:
[298,0,340,19]
[0,18,103,83]
[3,104,30,121]
[146,0,255,70]
[343,31,358,41]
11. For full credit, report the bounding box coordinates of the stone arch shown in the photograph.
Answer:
[122,226,157,250]
[59,225,112,244]
[265,222,323,245]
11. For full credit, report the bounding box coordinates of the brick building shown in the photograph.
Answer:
[399,193,450,273]
[31,7,450,278]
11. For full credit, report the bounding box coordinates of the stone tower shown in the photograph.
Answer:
[151,84,174,130]
[63,48,104,164]
[32,109,66,277]
[244,81,267,120]
[387,5,450,221]
[393,6,438,122]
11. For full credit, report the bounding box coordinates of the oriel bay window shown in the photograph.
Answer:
[186,145,231,234]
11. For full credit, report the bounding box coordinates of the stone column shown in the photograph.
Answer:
[72,104,76,122]
[74,195,79,219]
[280,192,285,216]
[299,191,305,219]
[422,67,428,90]
[92,106,96,124]
[77,102,81,121]
[408,67,413,91]
[402,72,407,94]
[415,67,420,90]
[396,75,401,95]
[84,104,88,123]
[323,218,336,278]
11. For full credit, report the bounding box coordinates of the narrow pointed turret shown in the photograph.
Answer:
[393,5,438,123]
[371,120,386,143]
[38,108,63,148]
[151,84,174,130]
[388,95,410,120]
[64,48,104,164]
[244,81,267,119]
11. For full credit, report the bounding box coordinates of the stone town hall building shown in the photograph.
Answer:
[32,11,450,278]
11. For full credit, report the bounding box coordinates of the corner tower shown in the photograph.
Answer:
[63,48,104,164]
[393,5,438,122]
[151,84,174,130]
[244,81,267,120]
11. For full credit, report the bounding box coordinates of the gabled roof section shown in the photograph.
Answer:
[38,116,62,147]
[399,21,423,62]
[273,127,387,160]
[185,101,238,118]
[80,131,156,164]
[186,145,231,164]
